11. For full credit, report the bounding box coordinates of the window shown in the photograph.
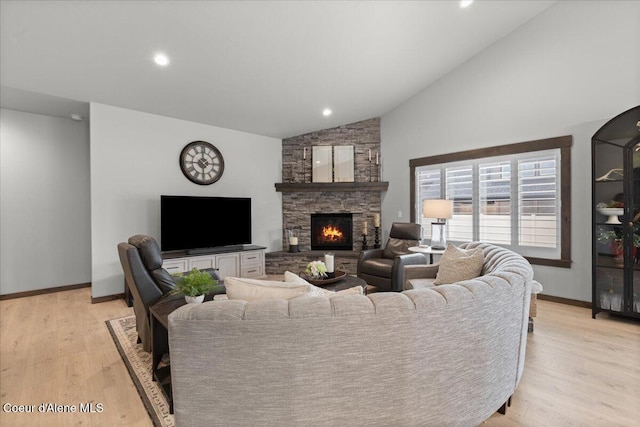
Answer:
[410,136,572,268]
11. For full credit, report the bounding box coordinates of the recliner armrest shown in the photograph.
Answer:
[390,253,428,292]
[358,249,385,263]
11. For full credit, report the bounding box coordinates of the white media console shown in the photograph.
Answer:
[162,245,266,281]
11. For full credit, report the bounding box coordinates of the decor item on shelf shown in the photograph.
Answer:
[289,236,299,252]
[596,201,624,224]
[596,223,640,267]
[312,146,333,182]
[179,140,224,185]
[170,268,220,304]
[361,220,369,250]
[333,145,355,182]
[303,147,307,183]
[373,213,381,249]
[595,168,623,182]
[423,199,453,250]
[305,260,328,279]
[287,229,300,253]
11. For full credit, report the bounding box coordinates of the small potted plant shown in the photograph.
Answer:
[597,228,640,266]
[170,268,220,304]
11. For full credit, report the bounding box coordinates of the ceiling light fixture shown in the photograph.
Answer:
[460,0,473,8]
[154,53,170,66]
[70,114,83,121]
[322,108,332,117]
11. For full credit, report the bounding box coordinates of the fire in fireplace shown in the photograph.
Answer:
[311,213,353,250]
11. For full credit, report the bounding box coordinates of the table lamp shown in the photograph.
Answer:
[423,199,453,250]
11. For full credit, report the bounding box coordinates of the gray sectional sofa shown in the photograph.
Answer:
[168,242,533,426]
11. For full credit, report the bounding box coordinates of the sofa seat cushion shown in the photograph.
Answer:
[405,278,437,290]
[359,258,393,277]
[434,244,484,285]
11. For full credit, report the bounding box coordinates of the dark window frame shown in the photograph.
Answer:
[409,135,572,268]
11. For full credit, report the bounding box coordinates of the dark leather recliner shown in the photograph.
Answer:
[357,222,427,292]
[117,234,219,352]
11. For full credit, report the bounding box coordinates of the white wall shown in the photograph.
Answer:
[381,1,640,302]
[90,103,282,298]
[0,108,91,294]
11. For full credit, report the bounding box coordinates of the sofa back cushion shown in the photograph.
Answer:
[224,277,311,301]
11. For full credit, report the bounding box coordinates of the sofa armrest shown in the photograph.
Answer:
[402,264,439,290]
[390,253,428,292]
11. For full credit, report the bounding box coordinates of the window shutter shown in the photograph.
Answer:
[479,161,512,244]
[518,155,558,248]
[445,165,473,241]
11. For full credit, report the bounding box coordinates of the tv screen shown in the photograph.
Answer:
[161,195,251,252]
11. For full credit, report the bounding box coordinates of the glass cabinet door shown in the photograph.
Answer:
[593,142,625,313]
[632,141,640,314]
[592,105,640,319]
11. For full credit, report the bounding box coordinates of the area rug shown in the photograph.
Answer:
[106,316,174,427]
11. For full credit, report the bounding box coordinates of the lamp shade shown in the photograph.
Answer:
[423,199,453,220]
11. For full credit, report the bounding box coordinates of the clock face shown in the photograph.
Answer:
[179,141,225,185]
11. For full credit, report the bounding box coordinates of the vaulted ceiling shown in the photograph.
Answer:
[0,1,555,138]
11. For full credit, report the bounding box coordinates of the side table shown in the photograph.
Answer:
[408,245,445,264]
[150,291,221,413]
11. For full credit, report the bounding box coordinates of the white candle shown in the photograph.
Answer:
[376,152,379,165]
[290,236,298,245]
[325,254,334,273]
[374,213,380,228]
[303,147,306,160]
[362,221,368,235]
[368,149,371,162]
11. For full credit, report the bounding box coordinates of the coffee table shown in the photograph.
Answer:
[312,274,367,293]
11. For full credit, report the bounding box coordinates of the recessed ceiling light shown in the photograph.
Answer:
[70,114,83,121]
[322,108,332,117]
[460,0,473,8]
[154,53,170,66]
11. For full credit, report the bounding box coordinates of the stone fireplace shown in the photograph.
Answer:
[310,213,353,250]
[266,117,386,275]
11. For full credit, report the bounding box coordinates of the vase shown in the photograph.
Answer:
[609,293,622,312]
[185,294,205,304]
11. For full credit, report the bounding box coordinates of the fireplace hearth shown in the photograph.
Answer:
[311,213,353,251]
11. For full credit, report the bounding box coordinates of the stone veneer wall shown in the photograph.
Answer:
[266,118,383,275]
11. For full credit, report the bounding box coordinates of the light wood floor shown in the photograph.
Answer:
[1,288,639,426]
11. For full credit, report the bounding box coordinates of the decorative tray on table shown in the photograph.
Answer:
[300,270,347,286]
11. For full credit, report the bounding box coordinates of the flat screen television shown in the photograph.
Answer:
[161,195,251,252]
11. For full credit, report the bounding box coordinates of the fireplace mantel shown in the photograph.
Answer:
[275,182,389,193]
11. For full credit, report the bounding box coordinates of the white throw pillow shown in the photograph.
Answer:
[224,276,311,301]
[433,244,484,285]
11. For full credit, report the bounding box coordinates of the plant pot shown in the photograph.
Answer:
[610,240,624,265]
[185,294,205,304]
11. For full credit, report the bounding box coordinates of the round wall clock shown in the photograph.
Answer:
[179,141,225,185]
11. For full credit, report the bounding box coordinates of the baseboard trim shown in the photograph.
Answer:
[538,293,592,309]
[0,282,91,301]
[91,293,125,304]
